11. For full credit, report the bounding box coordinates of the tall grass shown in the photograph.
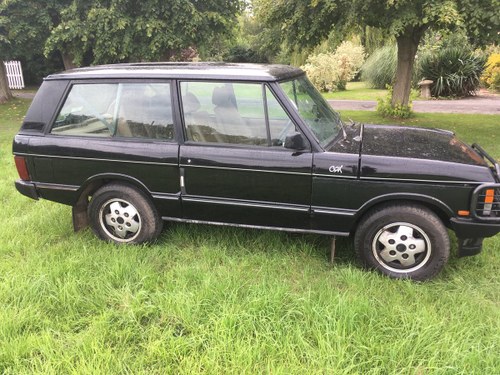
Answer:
[1,99,499,373]
[361,45,397,89]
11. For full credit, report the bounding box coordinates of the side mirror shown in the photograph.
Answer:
[284,132,308,150]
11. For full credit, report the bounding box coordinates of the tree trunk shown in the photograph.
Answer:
[0,62,13,104]
[392,27,425,107]
[61,52,77,70]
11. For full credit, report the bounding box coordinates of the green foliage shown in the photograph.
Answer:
[223,45,269,63]
[361,45,397,89]
[229,11,280,64]
[44,0,242,66]
[457,0,500,46]
[0,0,59,59]
[362,26,394,55]
[302,41,365,92]
[377,85,413,119]
[0,0,67,83]
[256,0,499,109]
[418,47,486,97]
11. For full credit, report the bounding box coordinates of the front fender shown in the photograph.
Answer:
[354,192,454,223]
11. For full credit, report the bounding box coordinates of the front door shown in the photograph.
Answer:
[177,81,313,230]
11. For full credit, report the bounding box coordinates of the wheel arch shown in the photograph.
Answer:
[351,193,454,234]
[72,173,154,232]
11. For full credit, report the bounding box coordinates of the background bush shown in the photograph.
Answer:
[223,45,269,63]
[418,47,486,97]
[301,41,365,92]
[360,45,397,89]
[481,53,500,92]
[376,85,413,119]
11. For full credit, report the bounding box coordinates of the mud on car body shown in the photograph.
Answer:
[13,63,500,280]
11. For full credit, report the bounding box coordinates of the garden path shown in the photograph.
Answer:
[329,90,500,115]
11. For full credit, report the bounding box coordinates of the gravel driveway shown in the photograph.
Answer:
[329,93,500,115]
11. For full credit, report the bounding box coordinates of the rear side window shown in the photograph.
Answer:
[50,83,174,140]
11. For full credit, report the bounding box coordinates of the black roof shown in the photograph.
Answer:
[45,62,304,82]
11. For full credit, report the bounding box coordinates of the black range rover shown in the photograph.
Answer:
[12,63,500,280]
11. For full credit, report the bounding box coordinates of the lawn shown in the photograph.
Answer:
[322,81,387,100]
[1,98,499,374]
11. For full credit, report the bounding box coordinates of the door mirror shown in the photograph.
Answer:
[284,132,308,150]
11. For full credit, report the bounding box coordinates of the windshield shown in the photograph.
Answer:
[279,76,344,147]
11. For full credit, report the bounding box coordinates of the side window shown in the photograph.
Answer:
[51,84,116,137]
[181,81,297,147]
[51,83,174,140]
[181,81,266,145]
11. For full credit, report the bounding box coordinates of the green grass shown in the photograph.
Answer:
[1,99,499,373]
[322,82,424,101]
[322,81,387,100]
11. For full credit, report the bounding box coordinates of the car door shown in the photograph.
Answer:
[28,80,181,217]
[177,80,313,230]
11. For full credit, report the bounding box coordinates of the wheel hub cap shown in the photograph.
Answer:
[372,222,431,273]
[99,199,141,242]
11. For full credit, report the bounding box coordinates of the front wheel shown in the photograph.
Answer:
[354,204,450,281]
[88,183,163,244]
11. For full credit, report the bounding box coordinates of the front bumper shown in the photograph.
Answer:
[450,217,500,257]
[450,217,500,239]
[15,180,39,200]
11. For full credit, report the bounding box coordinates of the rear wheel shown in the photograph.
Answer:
[354,204,450,281]
[88,183,163,244]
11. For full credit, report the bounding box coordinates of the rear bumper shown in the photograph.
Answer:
[15,180,39,200]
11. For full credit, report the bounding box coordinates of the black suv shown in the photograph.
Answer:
[12,63,500,280]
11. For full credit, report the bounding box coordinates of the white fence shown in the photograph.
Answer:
[3,60,25,89]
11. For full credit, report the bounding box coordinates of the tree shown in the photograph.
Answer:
[45,0,243,68]
[0,62,12,103]
[0,0,70,84]
[255,0,500,108]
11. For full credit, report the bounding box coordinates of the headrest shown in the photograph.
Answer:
[212,86,234,107]
[183,92,201,113]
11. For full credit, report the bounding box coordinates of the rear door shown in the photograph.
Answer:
[28,80,181,217]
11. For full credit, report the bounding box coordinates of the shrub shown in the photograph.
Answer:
[481,53,500,92]
[376,85,413,119]
[224,45,269,63]
[301,41,365,92]
[361,45,397,89]
[418,47,486,97]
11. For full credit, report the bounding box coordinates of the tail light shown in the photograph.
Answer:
[14,156,30,181]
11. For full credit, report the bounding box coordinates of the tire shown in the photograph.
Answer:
[88,183,163,244]
[354,204,450,281]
